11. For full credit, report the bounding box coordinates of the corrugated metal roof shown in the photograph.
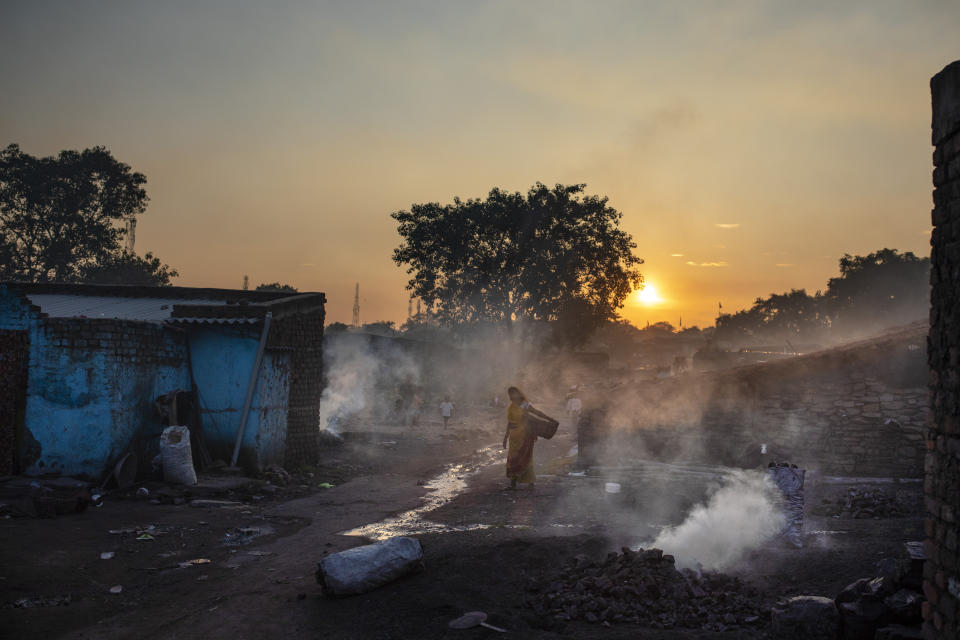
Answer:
[25,294,230,323]
[166,317,260,325]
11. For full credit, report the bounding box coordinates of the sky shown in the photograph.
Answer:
[2,1,957,329]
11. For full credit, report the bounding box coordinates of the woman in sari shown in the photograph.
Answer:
[502,386,552,489]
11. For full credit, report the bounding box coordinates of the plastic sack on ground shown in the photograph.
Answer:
[160,426,197,485]
[317,536,423,596]
[768,464,805,548]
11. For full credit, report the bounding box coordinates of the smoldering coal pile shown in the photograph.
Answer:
[812,487,906,519]
[528,547,770,631]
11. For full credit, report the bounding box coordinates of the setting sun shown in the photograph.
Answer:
[636,284,663,306]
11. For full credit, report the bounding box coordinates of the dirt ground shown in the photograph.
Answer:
[0,407,924,640]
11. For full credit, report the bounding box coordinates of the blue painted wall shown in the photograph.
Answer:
[0,287,291,477]
[187,326,290,471]
[1,286,191,477]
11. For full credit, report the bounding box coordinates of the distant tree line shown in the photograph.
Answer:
[256,282,298,294]
[0,144,177,285]
[714,249,929,346]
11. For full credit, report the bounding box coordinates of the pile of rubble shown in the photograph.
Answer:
[528,547,770,631]
[812,487,906,519]
[772,551,925,640]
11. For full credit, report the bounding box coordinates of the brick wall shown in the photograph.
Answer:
[924,59,960,639]
[269,309,325,468]
[42,318,186,366]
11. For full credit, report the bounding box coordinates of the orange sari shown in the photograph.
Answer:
[506,402,536,483]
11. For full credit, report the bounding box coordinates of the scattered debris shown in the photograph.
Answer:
[834,570,923,638]
[112,453,138,489]
[318,483,334,489]
[109,585,123,594]
[875,624,925,639]
[100,552,115,560]
[448,611,507,632]
[770,595,838,639]
[812,487,906,519]
[222,525,274,546]
[7,595,72,609]
[190,500,243,508]
[32,487,93,518]
[178,559,212,568]
[528,547,770,630]
[264,466,291,487]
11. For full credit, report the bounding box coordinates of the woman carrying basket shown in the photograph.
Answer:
[501,386,556,490]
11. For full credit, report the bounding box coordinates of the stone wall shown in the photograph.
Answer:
[582,324,928,477]
[924,59,960,639]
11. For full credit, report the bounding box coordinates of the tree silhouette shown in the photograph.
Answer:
[392,182,643,342]
[256,282,298,294]
[0,144,176,284]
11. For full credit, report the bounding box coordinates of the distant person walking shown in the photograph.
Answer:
[440,396,454,429]
[502,386,551,490]
[566,391,582,425]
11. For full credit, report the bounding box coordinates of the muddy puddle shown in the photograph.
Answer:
[340,453,733,541]
[341,446,504,540]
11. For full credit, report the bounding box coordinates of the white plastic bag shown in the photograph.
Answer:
[317,536,423,595]
[160,426,197,485]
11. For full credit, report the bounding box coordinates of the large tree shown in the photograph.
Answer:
[714,248,930,347]
[0,144,175,284]
[715,288,828,346]
[391,183,643,338]
[825,248,929,331]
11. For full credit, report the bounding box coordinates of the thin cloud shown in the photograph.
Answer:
[299,262,317,267]
[670,253,684,257]
[687,261,729,267]
[714,223,740,229]
[775,263,795,267]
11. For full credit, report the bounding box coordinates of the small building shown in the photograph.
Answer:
[0,283,325,478]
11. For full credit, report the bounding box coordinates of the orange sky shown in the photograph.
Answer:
[2,1,956,329]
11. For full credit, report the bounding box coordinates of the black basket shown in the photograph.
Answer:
[527,414,560,439]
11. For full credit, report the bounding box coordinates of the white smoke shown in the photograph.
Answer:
[650,470,784,570]
[317,336,421,436]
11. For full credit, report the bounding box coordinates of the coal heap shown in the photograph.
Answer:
[528,547,770,631]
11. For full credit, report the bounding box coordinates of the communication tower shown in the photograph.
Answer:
[125,217,137,252]
[352,283,361,328]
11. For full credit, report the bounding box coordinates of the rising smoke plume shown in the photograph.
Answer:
[317,335,422,436]
[650,470,784,570]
